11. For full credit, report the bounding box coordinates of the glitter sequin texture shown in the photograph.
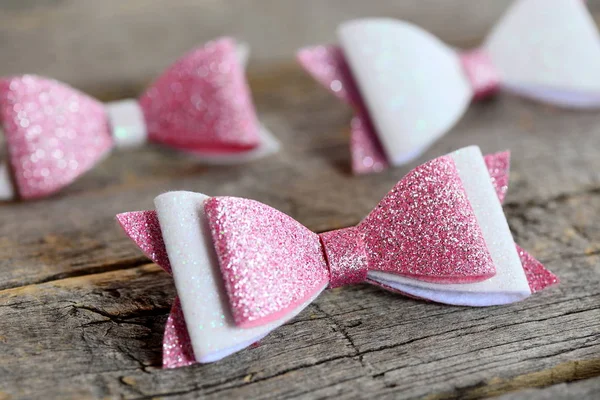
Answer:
[116,211,171,273]
[297,45,388,174]
[0,75,113,199]
[205,197,330,328]
[319,227,368,288]
[139,37,261,153]
[517,245,558,293]
[163,297,197,368]
[459,49,501,100]
[484,151,510,203]
[359,156,496,283]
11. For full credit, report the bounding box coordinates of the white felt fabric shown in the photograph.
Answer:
[105,99,148,149]
[485,0,600,106]
[0,160,14,200]
[155,191,325,363]
[338,18,472,166]
[368,146,531,306]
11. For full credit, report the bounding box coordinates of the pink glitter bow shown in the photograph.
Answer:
[0,38,270,200]
[297,0,600,174]
[117,146,557,368]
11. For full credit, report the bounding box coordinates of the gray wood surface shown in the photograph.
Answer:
[2,1,600,399]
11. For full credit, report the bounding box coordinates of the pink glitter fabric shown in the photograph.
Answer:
[0,76,113,199]
[205,197,330,328]
[116,211,171,274]
[459,49,501,100]
[162,297,196,368]
[359,156,496,283]
[517,245,558,293]
[140,38,260,153]
[484,151,510,204]
[319,227,368,288]
[297,45,388,174]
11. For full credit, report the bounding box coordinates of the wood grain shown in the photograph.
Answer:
[1,65,600,399]
[2,2,600,399]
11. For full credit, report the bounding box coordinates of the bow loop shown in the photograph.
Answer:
[139,38,262,153]
[205,196,330,328]
[0,75,113,199]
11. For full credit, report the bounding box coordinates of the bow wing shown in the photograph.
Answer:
[338,19,473,166]
[367,148,557,304]
[117,193,320,364]
[365,146,532,305]
[359,147,497,284]
[139,38,262,153]
[0,75,113,199]
[484,0,600,107]
[156,192,324,362]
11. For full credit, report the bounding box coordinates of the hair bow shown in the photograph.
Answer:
[117,146,557,368]
[297,0,600,174]
[0,37,279,200]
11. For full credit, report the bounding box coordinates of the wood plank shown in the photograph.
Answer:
[1,232,599,398]
[2,3,600,398]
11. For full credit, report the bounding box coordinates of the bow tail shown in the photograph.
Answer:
[484,151,558,291]
[163,297,196,368]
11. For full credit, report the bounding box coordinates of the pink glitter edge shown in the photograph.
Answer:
[115,211,172,274]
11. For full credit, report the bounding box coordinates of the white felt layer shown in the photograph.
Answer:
[0,160,15,200]
[368,146,531,306]
[155,191,326,362]
[338,18,472,165]
[105,99,148,149]
[186,123,280,164]
[485,0,600,106]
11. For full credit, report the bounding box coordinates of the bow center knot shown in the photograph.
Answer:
[460,49,501,100]
[319,227,368,288]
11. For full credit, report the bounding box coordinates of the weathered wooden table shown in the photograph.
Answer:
[2,2,600,399]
